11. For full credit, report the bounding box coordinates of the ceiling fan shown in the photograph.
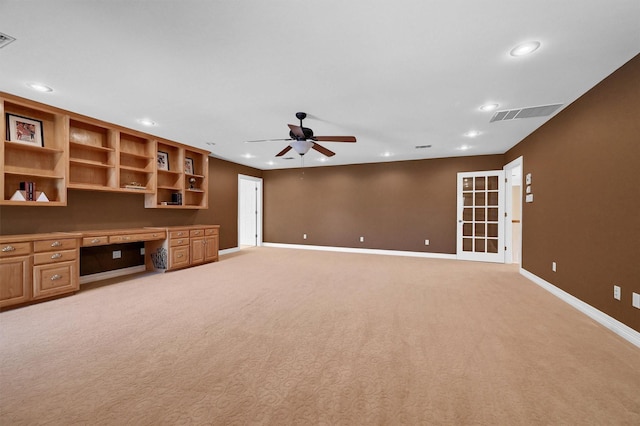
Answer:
[246,112,356,157]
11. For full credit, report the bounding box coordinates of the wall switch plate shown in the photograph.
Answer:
[359,236,364,242]
[552,262,556,272]
[303,233,307,239]
[112,250,122,259]
[613,285,621,301]
[632,292,640,309]
[526,194,534,203]
[140,247,145,255]
[425,239,430,246]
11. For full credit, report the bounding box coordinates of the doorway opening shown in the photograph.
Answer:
[238,175,263,248]
[503,157,523,265]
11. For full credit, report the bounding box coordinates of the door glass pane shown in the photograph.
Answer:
[463,194,473,206]
[475,208,485,221]
[475,177,486,190]
[475,223,486,237]
[474,192,486,206]
[463,223,473,236]
[463,178,473,190]
[463,238,473,251]
[487,191,498,206]
[487,176,499,190]
[488,208,498,221]
[487,239,498,253]
[487,223,498,238]
[463,208,473,221]
[475,239,485,253]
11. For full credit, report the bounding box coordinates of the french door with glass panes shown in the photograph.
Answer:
[456,171,505,263]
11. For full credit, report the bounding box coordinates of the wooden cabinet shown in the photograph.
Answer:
[146,225,220,271]
[1,95,67,205]
[0,233,81,309]
[145,141,209,209]
[1,92,208,208]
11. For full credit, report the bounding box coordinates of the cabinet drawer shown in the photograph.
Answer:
[0,242,31,258]
[204,228,219,236]
[189,229,205,237]
[33,249,77,266]
[170,230,189,239]
[33,261,78,299]
[170,237,189,247]
[82,236,109,246]
[34,238,78,253]
[170,246,190,269]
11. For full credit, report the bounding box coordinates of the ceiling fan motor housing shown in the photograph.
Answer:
[289,127,314,140]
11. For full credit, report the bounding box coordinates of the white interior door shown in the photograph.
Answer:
[457,170,505,263]
[238,175,262,247]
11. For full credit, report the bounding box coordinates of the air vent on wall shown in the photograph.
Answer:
[0,32,16,49]
[490,104,563,123]
[415,145,432,149]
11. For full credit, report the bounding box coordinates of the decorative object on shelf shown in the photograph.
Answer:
[19,181,36,200]
[157,151,169,170]
[189,177,196,189]
[10,189,49,202]
[185,157,194,175]
[171,192,182,205]
[124,182,146,190]
[6,113,44,146]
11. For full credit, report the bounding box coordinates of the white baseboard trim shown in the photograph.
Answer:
[520,268,640,348]
[80,265,147,285]
[262,243,457,260]
[220,247,241,256]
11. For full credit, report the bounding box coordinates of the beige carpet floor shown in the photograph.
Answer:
[1,247,639,425]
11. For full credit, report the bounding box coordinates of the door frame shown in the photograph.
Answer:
[503,156,523,266]
[237,174,263,247]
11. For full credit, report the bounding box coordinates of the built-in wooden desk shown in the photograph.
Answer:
[0,225,219,309]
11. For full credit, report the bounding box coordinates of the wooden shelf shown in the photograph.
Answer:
[4,140,64,154]
[69,158,114,168]
[69,141,114,153]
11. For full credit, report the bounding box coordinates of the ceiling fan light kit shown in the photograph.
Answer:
[248,112,357,159]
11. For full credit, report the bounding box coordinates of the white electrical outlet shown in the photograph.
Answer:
[425,239,430,246]
[613,285,621,301]
[552,262,556,272]
[140,247,145,255]
[112,250,122,259]
[303,233,307,239]
[632,292,640,309]
[359,236,364,242]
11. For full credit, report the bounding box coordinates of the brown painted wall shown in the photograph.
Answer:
[506,54,640,331]
[263,155,505,253]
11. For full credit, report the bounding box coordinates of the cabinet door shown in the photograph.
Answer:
[33,260,78,300]
[190,237,205,265]
[204,236,219,263]
[0,255,31,307]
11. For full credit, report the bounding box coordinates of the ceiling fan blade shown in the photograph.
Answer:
[245,138,292,143]
[288,124,306,139]
[275,145,293,157]
[313,135,357,143]
[311,142,336,157]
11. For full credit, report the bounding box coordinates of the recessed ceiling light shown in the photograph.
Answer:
[138,118,156,126]
[464,130,481,138]
[266,161,275,166]
[242,153,255,159]
[457,145,472,151]
[479,103,499,112]
[317,158,328,162]
[26,82,53,92]
[381,152,393,157]
[510,41,541,57]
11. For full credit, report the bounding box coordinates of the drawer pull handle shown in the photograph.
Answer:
[51,241,62,247]
[51,274,62,281]
[177,254,183,258]
[51,253,62,259]
[178,232,184,236]
[153,234,158,237]
[2,245,16,252]
[124,236,131,240]
[177,240,183,244]
[194,231,201,235]
[91,238,101,243]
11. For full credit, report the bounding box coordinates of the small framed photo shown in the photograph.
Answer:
[6,113,44,147]
[185,157,194,175]
[157,151,169,171]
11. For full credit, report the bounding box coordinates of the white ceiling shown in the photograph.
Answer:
[1,1,638,170]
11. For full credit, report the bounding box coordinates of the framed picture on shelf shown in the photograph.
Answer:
[185,157,194,175]
[157,151,169,171]
[6,113,44,147]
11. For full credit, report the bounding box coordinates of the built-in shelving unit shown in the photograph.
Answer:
[1,92,209,209]
[1,97,67,205]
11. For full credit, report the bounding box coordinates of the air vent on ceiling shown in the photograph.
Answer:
[490,104,563,123]
[415,145,432,149]
[282,157,296,160]
[0,32,16,49]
